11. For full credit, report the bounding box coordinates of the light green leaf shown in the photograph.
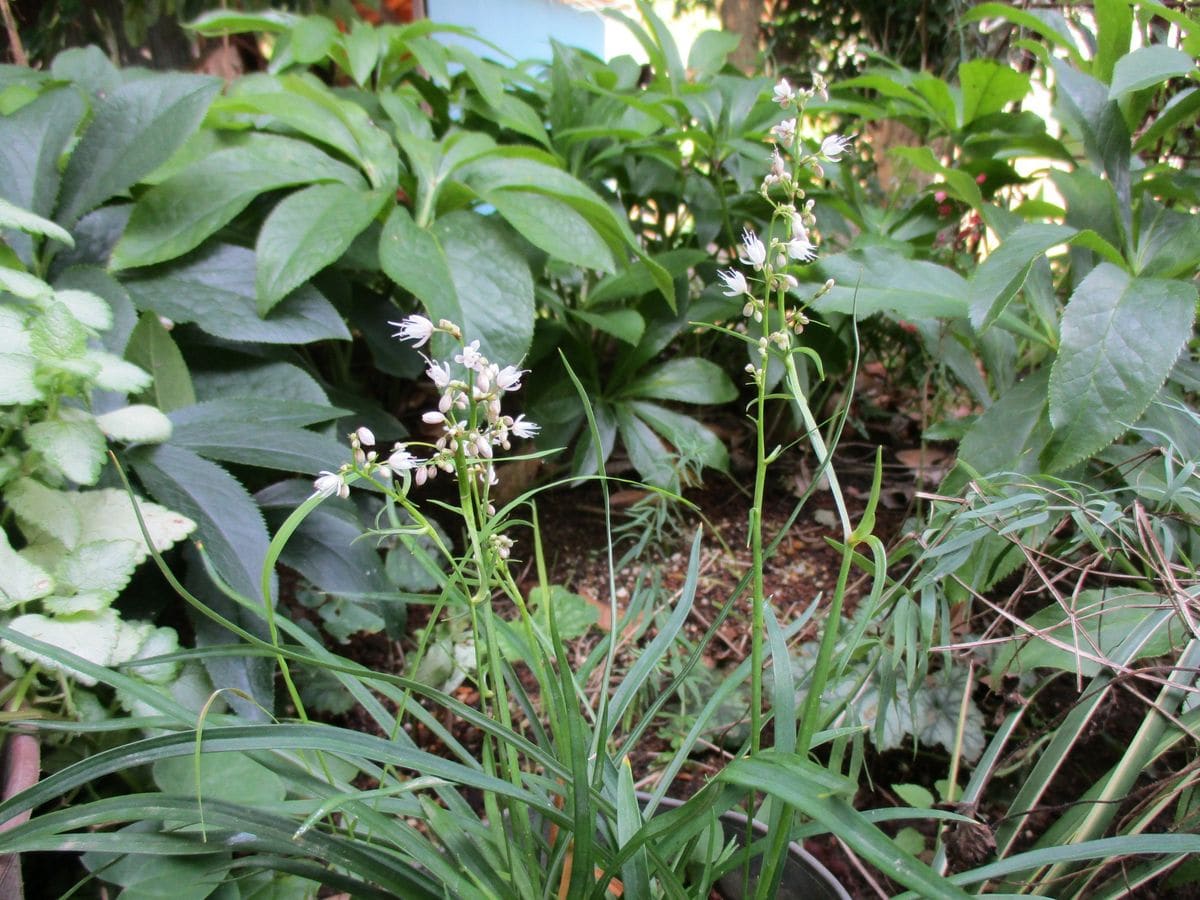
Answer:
[187,9,301,35]
[70,489,195,560]
[88,351,153,394]
[1108,45,1196,100]
[631,401,729,475]
[57,539,143,599]
[569,308,645,345]
[255,184,388,314]
[290,15,338,63]
[0,266,52,300]
[130,626,181,684]
[483,189,616,273]
[0,353,40,404]
[625,357,737,404]
[124,312,196,412]
[112,133,366,270]
[41,592,111,616]
[95,405,173,444]
[687,29,741,76]
[1045,263,1198,471]
[968,223,1076,332]
[5,479,83,548]
[124,243,351,345]
[959,59,1031,125]
[343,21,381,87]
[817,250,969,319]
[0,197,73,246]
[431,211,536,367]
[26,416,107,485]
[3,610,124,686]
[0,529,54,608]
[57,74,221,225]
[51,289,112,332]
[1094,0,1133,85]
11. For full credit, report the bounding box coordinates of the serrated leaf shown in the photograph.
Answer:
[0,529,54,608]
[5,479,83,548]
[169,398,346,430]
[69,489,195,559]
[625,357,737,404]
[42,592,112,615]
[255,184,388,314]
[95,405,173,444]
[192,361,330,406]
[0,353,40,404]
[57,539,142,599]
[57,74,221,225]
[169,416,345,475]
[1045,264,1197,471]
[129,443,271,603]
[124,243,350,345]
[130,626,181,684]
[26,417,107,485]
[54,266,139,356]
[0,197,73,246]
[124,312,195,412]
[50,288,112,332]
[968,223,1076,332]
[88,351,153,394]
[3,609,124,686]
[112,133,365,270]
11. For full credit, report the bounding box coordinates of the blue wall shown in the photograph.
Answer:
[425,0,606,63]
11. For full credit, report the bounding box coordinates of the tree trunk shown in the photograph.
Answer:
[720,0,764,72]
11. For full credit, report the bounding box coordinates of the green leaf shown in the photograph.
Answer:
[629,401,729,475]
[483,189,616,273]
[1051,60,1130,195]
[290,15,339,64]
[379,205,457,315]
[568,308,645,346]
[625,357,737,404]
[587,249,707,306]
[51,288,112,333]
[54,266,138,356]
[959,59,1030,126]
[153,753,285,806]
[89,351,153,394]
[192,362,329,407]
[129,444,270,604]
[95,405,173,444]
[124,243,351,345]
[954,368,1052,482]
[57,539,142,599]
[816,250,969,319]
[112,133,365,270]
[256,184,388,315]
[1045,264,1197,470]
[57,74,221,226]
[0,197,73,246]
[3,610,126,686]
[1134,87,1200,152]
[1108,46,1195,100]
[616,406,676,487]
[343,21,381,87]
[0,353,40,404]
[124,312,196,412]
[968,223,1076,332]
[26,416,107,485]
[168,416,345,476]
[430,211,536,367]
[686,30,741,77]
[1094,0,1134,85]
[0,529,54,608]
[169,399,346,431]
[187,9,301,35]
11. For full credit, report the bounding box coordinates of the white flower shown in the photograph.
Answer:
[770,117,797,145]
[387,445,422,474]
[314,470,349,499]
[422,410,446,425]
[718,269,750,297]
[786,236,817,262]
[426,359,452,390]
[354,426,376,447]
[510,415,539,439]
[495,364,526,393]
[739,228,767,270]
[819,134,853,161]
[772,78,795,107]
[455,340,485,372]
[390,314,435,347]
[790,212,808,241]
[813,73,829,101]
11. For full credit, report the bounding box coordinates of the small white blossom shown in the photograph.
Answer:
[510,415,539,439]
[455,340,485,372]
[314,470,349,499]
[739,228,767,270]
[771,117,797,145]
[354,426,376,447]
[772,78,795,107]
[390,314,435,347]
[813,73,829,101]
[387,445,422,474]
[426,359,452,390]
[495,365,525,393]
[819,134,853,161]
[718,269,750,297]
[786,236,817,262]
[422,410,446,425]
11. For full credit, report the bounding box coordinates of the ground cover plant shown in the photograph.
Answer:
[0,0,1197,896]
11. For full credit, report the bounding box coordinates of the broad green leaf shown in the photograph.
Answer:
[130,444,270,604]
[187,9,301,35]
[816,249,969,319]
[171,399,345,431]
[378,205,457,314]
[587,249,707,306]
[0,529,54,608]
[568,308,645,345]
[1094,0,1134,85]
[1045,264,1198,471]
[113,134,366,270]
[51,288,112,332]
[26,416,107,485]
[343,21,381,87]
[5,479,82,548]
[625,357,737,404]
[54,266,138,355]
[1134,87,1200,152]
[616,406,676,487]
[0,353,40,404]
[89,351,153,394]
[0,266,52,301]
[954,368,1052,483]
[290,15,339,64]
[1051,60,1130,197]
[0,86,86,264]
[630,401,729,475]
[889,146,983,208]
[483,189,617,273]
[168,417,345,476]
[255,184,388,315]
[968,223,1076,332]
[124,312,196,412]
[1134,206,1200,279]
[124,243,351,345]
[1108,45,1195,100]
[153,753,285,806]
[959,59,1030,126]
[3,610,125,686]
[430,211,535,367]
[686,30,741,77]
[57,74,221,226]
[95,405,173,444]
[960,4,1083,62]
[192,362,329,407]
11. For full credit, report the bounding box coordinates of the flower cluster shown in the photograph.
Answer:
[314,316,538,499]
[714,77,848,380]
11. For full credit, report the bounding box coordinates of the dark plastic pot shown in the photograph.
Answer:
[647,794,850,900]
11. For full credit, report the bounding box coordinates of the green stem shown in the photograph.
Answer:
[796,540,855,756]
